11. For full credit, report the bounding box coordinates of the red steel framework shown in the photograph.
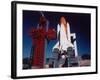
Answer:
[30,16,56,68]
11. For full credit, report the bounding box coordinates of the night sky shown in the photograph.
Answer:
[23,10,91,58]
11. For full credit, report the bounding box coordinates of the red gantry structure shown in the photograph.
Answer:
[30,16,56,68]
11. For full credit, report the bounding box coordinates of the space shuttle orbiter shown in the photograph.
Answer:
[53,17,74,52]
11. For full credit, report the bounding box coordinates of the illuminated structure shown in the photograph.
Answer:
[30,16,56,68]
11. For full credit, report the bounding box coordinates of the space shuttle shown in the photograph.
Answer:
[53,17,74,53]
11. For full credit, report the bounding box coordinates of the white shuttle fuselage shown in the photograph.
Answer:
[53,20,73,53]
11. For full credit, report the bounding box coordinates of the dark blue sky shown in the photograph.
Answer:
[23,10,91,58]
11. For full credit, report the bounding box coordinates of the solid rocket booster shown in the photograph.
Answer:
[53,17,73,52]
